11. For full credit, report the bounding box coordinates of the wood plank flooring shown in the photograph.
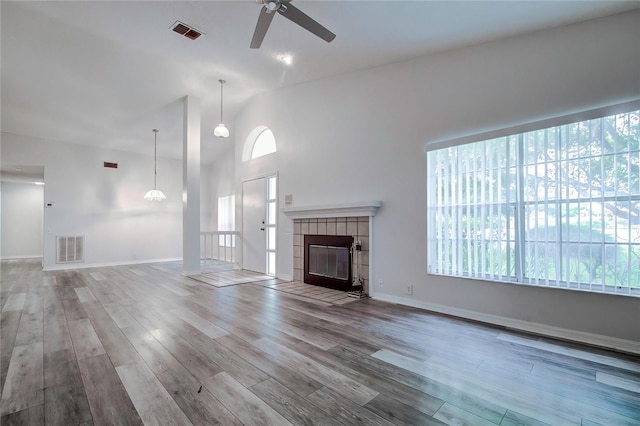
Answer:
[1,258,639,425]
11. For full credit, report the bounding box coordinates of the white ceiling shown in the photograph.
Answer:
[2,1,638,163]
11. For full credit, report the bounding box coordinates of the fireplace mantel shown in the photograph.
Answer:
[282,201,382,219]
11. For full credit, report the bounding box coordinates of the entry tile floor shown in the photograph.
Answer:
[264,281,360,305]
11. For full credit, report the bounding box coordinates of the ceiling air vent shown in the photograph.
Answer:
[171,21,203,40]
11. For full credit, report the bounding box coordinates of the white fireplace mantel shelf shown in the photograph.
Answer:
[282,201,382,219]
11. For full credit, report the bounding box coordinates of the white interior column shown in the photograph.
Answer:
[183,95,201,275]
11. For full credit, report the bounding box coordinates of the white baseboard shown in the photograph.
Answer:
[373,293,640,355]
[278,273,293,281]
[42,257,182,271]
[1,255,42,260]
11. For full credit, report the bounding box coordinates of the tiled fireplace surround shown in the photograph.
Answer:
[283,201,381,295]
[293,216,370,292]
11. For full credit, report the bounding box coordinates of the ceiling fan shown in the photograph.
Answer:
[250,0,336,49]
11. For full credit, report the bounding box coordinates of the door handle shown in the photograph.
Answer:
[260,227,265,231]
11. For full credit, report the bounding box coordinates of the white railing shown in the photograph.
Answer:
[200,231,240,265]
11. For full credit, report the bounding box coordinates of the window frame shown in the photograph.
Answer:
[242,125,277,162]
[426,101,640,297]
[266,175,277,276]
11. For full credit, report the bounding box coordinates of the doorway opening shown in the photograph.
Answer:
[0,165,45,265]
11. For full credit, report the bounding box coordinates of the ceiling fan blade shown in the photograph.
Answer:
[250,7,276,49]
[278,3,336,43]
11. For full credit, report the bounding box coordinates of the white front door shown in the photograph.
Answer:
[242,178,267,273]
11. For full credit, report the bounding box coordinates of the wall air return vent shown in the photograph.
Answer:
[56,236,85,264]
[171,21,203,40]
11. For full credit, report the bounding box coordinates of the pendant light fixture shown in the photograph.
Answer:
[214,79,230,139]
[144,129,167,201]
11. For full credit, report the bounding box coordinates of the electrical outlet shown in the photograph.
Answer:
[407,284,414,295]
[378,279,383,288]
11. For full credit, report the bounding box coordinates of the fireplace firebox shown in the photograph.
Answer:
[304,235,354,291]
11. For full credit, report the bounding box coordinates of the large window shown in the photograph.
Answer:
[427,108,639,296]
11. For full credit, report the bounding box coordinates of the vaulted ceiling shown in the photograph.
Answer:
[2,1,637,163]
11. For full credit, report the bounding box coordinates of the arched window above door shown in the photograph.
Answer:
[243,126,276,162]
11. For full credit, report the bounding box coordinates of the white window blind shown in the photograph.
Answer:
[218,195,235,247]
[427,108,640,296]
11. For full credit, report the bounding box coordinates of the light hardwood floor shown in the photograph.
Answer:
[1,258,639,425]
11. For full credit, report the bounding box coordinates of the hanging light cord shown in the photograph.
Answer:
[144,128,165,201]
[219,79,225,122]
[153,129,159,189]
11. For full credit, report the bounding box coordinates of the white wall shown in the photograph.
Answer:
[200,163,213,231]
[231,11,640,347]
[1,181,44,259]
[1,133,184,269]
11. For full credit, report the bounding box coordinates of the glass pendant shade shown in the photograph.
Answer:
[214,123,229,138]
[215,79,229,139]
[144,129,166,201]
[144,189,167,201]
